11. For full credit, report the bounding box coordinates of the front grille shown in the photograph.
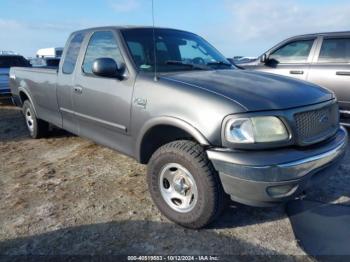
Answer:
[294,103,339,145]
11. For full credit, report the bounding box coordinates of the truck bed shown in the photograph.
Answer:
[10,66,61,127]
[11,66,57,75]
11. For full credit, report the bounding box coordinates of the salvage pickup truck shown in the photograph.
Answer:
[10,26,348,229]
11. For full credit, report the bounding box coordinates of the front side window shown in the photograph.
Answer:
[122,28,233,72]
[269,40,314,63]
[82,31,123,74]
[62,33,85,74]
[318,38,350,63]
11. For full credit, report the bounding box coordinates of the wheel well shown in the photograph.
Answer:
[19,91,29,104]
[139,125,200,164]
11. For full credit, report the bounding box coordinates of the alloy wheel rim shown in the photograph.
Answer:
[25,108,34,133]
[159,163,198,213]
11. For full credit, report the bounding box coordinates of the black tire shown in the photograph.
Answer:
[22,100,49,139]
[147,140,226,229]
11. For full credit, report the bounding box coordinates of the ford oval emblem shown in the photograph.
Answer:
[319,114,329,124]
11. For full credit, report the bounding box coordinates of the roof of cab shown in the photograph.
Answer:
[286,30,350,40]
[71,26,190,35]
[271,31,350,49]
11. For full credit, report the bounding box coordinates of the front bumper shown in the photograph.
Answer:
[207,127,348,207]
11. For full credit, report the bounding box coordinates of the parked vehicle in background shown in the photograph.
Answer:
[228,56,257,65]
[0,51,19,55]
[36,47,63,58]
[239,31,350,126]
[29,57,60,68]
[0,54,30,99]
[9,26,347,228]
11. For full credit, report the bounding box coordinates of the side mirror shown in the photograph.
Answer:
[92,58,123,78]
[260,53,267,63]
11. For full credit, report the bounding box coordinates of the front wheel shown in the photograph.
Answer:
[22,100,49,139]
[147,140,226,229]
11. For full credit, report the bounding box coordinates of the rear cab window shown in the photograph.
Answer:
[318,38,350,63]
[62,33,85,74]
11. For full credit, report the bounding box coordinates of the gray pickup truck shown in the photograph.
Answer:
[10,26,348,229]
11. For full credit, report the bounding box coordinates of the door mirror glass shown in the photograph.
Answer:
[92,58,121,78]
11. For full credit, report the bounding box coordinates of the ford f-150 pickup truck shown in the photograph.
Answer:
[10,26,348,229]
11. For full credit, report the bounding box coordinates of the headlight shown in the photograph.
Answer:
[225,116,289,143]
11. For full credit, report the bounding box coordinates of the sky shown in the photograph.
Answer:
[1,0,350,58]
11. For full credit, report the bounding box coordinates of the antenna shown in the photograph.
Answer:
[152,0,158,81]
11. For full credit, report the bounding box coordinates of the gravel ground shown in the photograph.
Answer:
[0,102,349,259]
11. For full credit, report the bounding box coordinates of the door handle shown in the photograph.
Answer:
[336,71,350,76]
[289,70,304,75]
[73,86,83,94]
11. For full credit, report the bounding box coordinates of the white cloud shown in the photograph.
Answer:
[225,0,350,40]
[109,0,140,13]
[202,0,350,56]
[0,19,96,57]
[0,19,24,30]
[0,19,89,33]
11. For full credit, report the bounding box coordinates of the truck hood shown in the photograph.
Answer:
[161,69,334,111]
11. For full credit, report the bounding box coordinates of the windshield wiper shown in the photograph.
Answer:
[165,60,208,70]
[206,61,232,67]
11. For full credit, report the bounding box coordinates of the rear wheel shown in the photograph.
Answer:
[22,100,49,139]
[147,140,226,229]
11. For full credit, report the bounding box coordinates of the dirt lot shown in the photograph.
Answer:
[0,102,349,258]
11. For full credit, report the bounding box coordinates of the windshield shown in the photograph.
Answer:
[121,28,233,72]
[0,56,30,68]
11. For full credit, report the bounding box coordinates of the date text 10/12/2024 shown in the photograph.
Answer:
[127,255,220,261]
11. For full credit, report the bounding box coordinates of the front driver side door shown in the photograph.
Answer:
[73,30,135,155]
[257,38,317,81]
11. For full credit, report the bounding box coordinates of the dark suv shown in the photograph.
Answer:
[239,31,350,126]
[0,55,30,99]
